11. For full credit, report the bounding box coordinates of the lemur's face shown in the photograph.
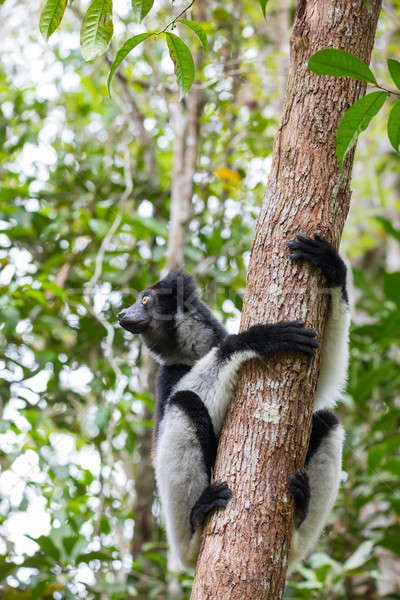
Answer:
[118,271,197,336]
[118,289,158,333]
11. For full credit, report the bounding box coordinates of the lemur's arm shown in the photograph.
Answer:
[288,233,350,410]
[175,320,318,435]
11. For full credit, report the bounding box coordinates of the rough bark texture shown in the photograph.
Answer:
[191,1,382,599]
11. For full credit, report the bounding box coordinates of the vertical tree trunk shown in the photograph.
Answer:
[191,1,382,599]
[132,352,158,561]
[166,85,204,270]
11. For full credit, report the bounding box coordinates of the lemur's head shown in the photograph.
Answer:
[118,270,202,362]
[118,270,197,333]
[118,270,226,364]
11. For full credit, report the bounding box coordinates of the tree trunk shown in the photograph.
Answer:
[191,1,382,599]
[166,85,204,270]
[132,352,158,560]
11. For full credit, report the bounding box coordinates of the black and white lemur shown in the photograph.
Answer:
[118,233,349,573]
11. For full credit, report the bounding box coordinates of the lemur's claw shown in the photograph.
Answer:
[289,468,310,528]
[190,482,232,533]
[288,232,347,292]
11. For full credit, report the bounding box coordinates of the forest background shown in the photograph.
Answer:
[0,0,400,598]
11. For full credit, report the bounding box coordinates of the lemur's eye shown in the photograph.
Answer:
[142,296,150,305]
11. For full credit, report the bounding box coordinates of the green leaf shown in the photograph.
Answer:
[26,535,60,561]
[387,59,400,90]
[308,49,377,84]
[131,0,154,22]
[374,217,400,243]
[99,515,111,534]
[257,0,269,17]
[368,434,400,470]
[380,525,400,555]
[62,535,81,557]
[39,0,68,40]
[384,272,400,307]
[387,100,400,152]
[383,457,400,476]
[336,91,387,170]
[80,0,114,61]
[165,32,195,98]
[362,0,371,11]
[107,32,155,94]
[76,550,113,563]
[38,278,67,301]
[177,19,208,51]
[95,404,111,430]
[128,214,168,237]
[89,218,109,237]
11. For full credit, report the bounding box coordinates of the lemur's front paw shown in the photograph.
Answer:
[190,482,232,533]
[289,468,310,528]
[262,321,319,357]
[288,233,346,290]
[219,322,318,360]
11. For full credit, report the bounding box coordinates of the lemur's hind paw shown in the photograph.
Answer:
[190,482,232,533]
[289,469,310,529]
[288,233,347,291]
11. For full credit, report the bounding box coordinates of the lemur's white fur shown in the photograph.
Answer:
[315,288,350,410]
[288,423,345,573]
[175,348,257,433]
[157,406,206,566]
[154,269,350,571]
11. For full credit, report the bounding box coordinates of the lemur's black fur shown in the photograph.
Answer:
[305,410,340,465]
[169,391,218,479]
[155,364,192,440]
[190,482,232,533]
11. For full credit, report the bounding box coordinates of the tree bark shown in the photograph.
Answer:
[191,1,382,599]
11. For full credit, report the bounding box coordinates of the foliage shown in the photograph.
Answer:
[308,49,400,167]
[0,1,399,599]
[38,0,209,97]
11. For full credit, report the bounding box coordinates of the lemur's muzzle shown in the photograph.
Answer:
[118,303,150,333]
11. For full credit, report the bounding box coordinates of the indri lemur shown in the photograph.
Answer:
[118,234,348,572]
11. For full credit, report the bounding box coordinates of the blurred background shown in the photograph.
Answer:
[0,0,399,598]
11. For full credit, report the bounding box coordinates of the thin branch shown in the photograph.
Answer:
[159,0,196,33]
[372,83,400,96]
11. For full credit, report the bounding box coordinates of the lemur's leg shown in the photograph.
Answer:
[155,391,230,569]
[169,391,232,533]
[288,233,351,410]
[176,321,318,435]
[288,410,344,574]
